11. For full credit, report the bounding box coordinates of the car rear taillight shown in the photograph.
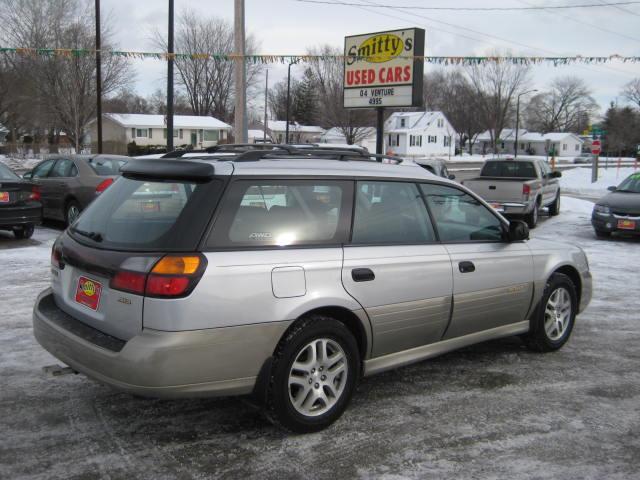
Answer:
[30,185,41,201]
[109,254,207,298]
[522,184,531,196]
[51,243,63,269]
[96,178,114,194]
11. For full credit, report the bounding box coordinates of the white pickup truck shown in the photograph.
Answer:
[463,157,561,228]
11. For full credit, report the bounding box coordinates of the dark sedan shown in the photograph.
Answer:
[0,162,42,239]
[24,154,128,225]
[592,172,640,238]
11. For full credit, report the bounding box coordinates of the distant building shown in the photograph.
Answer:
[320,127,377,152]
[267,120,324,144]
[384,111,456,158]
[474,129,584,157]
[89,113,232,149]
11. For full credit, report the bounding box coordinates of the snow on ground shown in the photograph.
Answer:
[560,166,639,198]
[0,207,639,479]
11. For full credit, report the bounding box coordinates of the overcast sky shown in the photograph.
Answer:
[99,0,640,119]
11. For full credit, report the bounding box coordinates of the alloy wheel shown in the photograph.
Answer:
[544,287,572,341]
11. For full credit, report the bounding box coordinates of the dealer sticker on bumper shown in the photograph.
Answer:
[74,276,102,311]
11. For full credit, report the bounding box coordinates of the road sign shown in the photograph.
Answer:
[591,139,601,155]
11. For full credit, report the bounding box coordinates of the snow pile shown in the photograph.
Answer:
[560,166,639,198]
[0,157,42,173]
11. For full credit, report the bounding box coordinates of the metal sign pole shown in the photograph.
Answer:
[592,154,599,183]
[376,107,384,155]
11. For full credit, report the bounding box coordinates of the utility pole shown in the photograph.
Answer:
[234,0,247,143]
[285,60,297,144]
[514,89,537,159]
[167,0,175,152]
[263,70,269,142]
[95,0,102,154]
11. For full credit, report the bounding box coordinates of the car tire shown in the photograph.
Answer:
[266,314,360,433]
[65,200,81,226]
[13,224,34,239]
[548,193,560,216]
[524,272,577,352]
[595,229,611,239]
[525,202,539,229]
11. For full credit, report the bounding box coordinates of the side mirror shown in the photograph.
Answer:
[448,174,456,180]
[22,171,33,180]
[507,220,529,242]
[607,186,617,192]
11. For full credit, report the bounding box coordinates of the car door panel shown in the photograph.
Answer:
[30,159,56,218]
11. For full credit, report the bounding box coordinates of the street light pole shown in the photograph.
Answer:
[285,60,297,144]
[167,0,174,152]
[514,89,537,158]
[95,0,102,154]
[234,0,247,143]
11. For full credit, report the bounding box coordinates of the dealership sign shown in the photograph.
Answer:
[343,28,425,108]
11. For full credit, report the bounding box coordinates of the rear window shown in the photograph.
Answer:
[69,177,222,251]
[86,157,127,176]
[0,163,19,180]
[207,180,352,248]
[481,161,536,178]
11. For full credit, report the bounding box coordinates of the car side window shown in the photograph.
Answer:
[49,159,75,178]
[208,180,351,248]
[31,159,56,178]
[352,181,436,244]
[420,184,504,242]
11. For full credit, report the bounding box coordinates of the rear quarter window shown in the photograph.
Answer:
[87,157,127,176]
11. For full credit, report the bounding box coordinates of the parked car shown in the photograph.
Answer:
[33,149,592,433]
[0,161,42,239]
[592,172,640,238]
[414,157,456,180]
[572,153,592,164]
[462,157,561,228]
[23,155,128,225]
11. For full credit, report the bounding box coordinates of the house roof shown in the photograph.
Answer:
[104,113,231,129]
[267,120,324,134]
[476,129,528,141]
[385,111,447,132]
[478,129,584,144]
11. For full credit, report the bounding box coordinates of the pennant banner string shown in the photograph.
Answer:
[1,47,639,66]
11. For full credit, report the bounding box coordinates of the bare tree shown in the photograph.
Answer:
[147,89,192,115]
[306,44,374,145]
[152,10,262,123]
[104,88,152,114]
[622,78,640,109]
[466,53,531,151]
[525,76,598,133]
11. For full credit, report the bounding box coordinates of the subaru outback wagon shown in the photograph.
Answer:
[33,148,592,432]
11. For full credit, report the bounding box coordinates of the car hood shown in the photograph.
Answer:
[597,191,640,211]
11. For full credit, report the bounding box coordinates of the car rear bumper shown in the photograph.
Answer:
[33,289,291,398]
[0,204,41,228]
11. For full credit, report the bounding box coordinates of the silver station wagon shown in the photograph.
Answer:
[33,147,592,433]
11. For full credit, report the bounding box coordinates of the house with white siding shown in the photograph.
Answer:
[90,113,232,149]
[474,129,584,157]
[320,127,377,152]
[383,111,456,158]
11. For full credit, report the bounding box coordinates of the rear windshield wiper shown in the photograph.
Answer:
[72,228,104,242]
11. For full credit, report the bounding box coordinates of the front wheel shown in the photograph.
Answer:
[525,273,577,352]
[266,315,360,433]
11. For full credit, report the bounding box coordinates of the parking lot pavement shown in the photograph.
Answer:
[1,198,639,480]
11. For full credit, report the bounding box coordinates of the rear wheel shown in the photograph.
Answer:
[525,202,539,229]
[595,229,611,239]
[65,200,81,226]
[548,193,560,216]
[13,224,34,239]
[266,315,360,433]
[525,273,577,352]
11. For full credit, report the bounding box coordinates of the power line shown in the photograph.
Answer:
[295,0,640,11]
[596,0,640,16]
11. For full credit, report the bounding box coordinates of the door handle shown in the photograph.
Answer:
[352,268,375,282]
[459,261,475,273]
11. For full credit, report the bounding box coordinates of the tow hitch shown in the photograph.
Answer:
[43,364,78,377]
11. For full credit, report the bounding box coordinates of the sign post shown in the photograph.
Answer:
[591,139,601,183]
[343,28,425,154]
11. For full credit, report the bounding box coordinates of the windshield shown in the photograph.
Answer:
[0,163,20,180]
[70,177,222,251]
[86,156,127,176]
[616,173,640,193]
[481,161,537,178]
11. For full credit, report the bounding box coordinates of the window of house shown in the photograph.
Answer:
[163,129,179,139]
[204,130,219,142]
[179,129,184,139]
[444,136,451,147]
[420,184,503,242]
[352,181,435,245]
[575,144,579,151]
[501,142,505,149]
[149,128,153,139]
[428,136,437,144]
[400,118,406,127]
[136,128,148,138]
[417,135,422,147]
[409,135,414,147]
[563,143,567,151]
[437,119,444,128]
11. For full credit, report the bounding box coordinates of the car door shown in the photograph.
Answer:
[47,158,77,220]
[420,183,534,339]
[341,180,453,357]
[538,160,557,206]
[30,159,57,218]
